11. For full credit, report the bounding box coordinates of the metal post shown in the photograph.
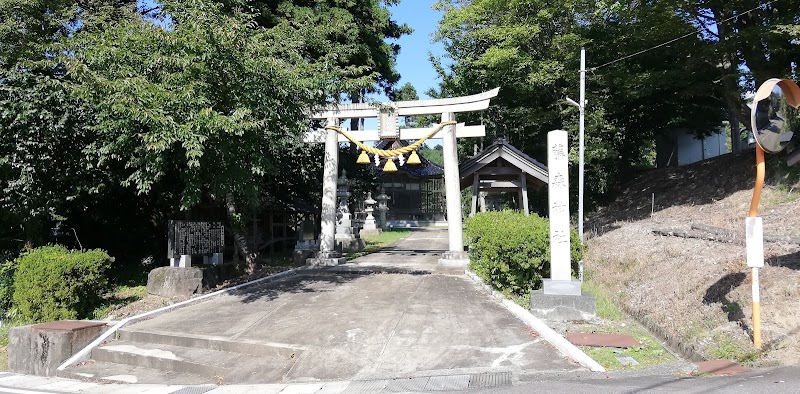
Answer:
[566,49,587,245]
[578,47,586,244]
[752,266,762,349]
[748,144,766,349]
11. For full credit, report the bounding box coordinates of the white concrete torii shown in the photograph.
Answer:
[305,88,500,266]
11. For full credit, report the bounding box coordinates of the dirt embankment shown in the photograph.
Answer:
[586,151,800,365]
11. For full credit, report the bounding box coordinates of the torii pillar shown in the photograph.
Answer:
[304,88,500,267]
[439,112,469,266]
[307,117,346,266]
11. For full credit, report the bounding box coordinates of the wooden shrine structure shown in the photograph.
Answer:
[459,139,548,216]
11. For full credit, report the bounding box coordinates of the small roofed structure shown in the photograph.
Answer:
[375,140,446,224]
[459,139,548,216]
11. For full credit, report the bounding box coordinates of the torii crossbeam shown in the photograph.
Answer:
[306,88,500,267]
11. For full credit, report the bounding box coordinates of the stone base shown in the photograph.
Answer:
[438,251,470,267]
[336,236,364,253]
[307,251,346,267]
[170,254,192,268]
[147,267,204,298]
[9,320,108,376]
[293,249,315,265]
[543,279,582,296]
[529,290,596,321]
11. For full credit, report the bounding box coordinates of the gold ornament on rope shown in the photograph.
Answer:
[324,121,457,172]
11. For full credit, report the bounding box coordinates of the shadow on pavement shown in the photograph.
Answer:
[227,270,432,304]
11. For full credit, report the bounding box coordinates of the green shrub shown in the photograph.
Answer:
[0,257,16,319]
[465,211,583,296]
[12,245,114,323]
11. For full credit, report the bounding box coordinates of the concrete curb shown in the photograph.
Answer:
[463,270,606,373]
[57,267,301,371]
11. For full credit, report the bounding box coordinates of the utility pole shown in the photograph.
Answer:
[578,48,586,244]
[566,48,587,282]
[566,48,586,244]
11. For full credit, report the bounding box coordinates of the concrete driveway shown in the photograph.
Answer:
[101,229,584,384]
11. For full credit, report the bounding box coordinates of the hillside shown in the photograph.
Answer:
[585,150,800,365]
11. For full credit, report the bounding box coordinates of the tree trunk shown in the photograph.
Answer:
[226,193,257,274]
[728,110,741,154]
[713,6,753,152]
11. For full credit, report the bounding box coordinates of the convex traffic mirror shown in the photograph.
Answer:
[750,78,800,154]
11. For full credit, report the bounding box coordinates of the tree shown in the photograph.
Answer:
[64,1,388,272]
[431,0,799,209]
[662,0,800,152]
[218,1,412,132]
[1,0,406,272]
[0,1,104,244]
[433,0,589,159]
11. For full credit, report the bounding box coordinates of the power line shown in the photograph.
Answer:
[590,0,778,71]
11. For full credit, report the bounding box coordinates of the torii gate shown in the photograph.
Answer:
[304,88,500,267]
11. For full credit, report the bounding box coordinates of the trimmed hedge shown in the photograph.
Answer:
[465,211,583,296]
[11,245,113,322]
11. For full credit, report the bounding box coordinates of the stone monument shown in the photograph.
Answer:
[167,220,224,267]
[294,218,318,264]
[529,130,595,321]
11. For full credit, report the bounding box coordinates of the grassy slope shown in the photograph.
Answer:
[586,151,800,365]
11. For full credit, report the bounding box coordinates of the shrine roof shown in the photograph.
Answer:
[459,139,549,190]
[374,140,444,178]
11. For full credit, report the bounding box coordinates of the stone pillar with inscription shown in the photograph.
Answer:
[529,130,595,321]
[545,130,573,290]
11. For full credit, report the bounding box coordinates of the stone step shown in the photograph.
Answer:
[59,359,214,385]
[118,328,304,358]
[88,339,297,384]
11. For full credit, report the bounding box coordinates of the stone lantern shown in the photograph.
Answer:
[360,192,380,237]
[376,187,390,229]
[334,170,363,251]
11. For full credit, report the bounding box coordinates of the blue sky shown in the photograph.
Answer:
[384,1,445,100]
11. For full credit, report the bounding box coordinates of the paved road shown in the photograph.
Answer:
[462,366,800,393]
[121,228,581,383]
[10,228,797,392]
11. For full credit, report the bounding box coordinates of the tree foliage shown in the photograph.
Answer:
[70,1,371,209]
[433,0,800,208]
[1,0,407,273]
